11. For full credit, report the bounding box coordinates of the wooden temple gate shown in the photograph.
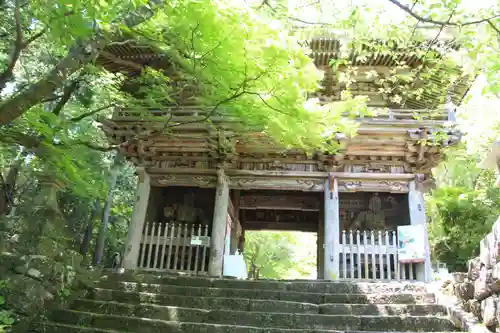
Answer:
[96,35,468,282]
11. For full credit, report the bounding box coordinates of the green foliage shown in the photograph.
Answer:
[427,185,500,271]
[132,0,364,151]
[244,231,316,280]
[427,93,500,271]
[0,281,14,332]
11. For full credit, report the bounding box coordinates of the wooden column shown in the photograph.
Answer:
[230,190,241,255]
[209,169,230,277]
[317,203,325,280]
[408,179,432,282]
[122,167,151,270]
[324,173,340,280]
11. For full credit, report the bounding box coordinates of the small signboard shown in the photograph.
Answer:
[190,236,210,246]
[397,225,426,263]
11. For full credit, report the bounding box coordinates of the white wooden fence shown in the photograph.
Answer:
[138,222,210,274]
[338,230,416,281]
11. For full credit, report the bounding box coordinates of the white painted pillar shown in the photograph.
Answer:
[209,169,230,277]
[408,180,432,282]
[122,167,151,270]
[324,173,340,280]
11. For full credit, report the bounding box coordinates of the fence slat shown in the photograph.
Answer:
[194,224,201,273]
[187,224,195,272]
[180,223,188,271]
[341,231,347,279]
[153,222,162,269]
[392,231,400,281]
[356,230,361,279]
[200,225,209,273]
[363,230,370,279]
[173,224,182,270]
[370,231,376,279]
[159,223,169,270]
[385,231,391,281]
[349,231,355,279]
[378,231,384,280]
[166,224,175,270]
[147,222,158,268]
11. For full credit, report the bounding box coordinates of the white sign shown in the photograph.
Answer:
[397,225,426,263]
[190,238,202,246]
[190,236,210,246]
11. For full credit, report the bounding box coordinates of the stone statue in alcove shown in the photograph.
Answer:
[351,193,387,230]
[164,191,208,224]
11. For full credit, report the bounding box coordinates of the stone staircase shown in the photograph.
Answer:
[36,273,461,333]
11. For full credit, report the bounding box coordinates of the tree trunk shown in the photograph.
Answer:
[80,200,100,257]
[93,153,124,265]
[0,149,26,217]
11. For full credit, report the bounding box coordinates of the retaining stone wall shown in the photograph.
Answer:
[442,216,500,331]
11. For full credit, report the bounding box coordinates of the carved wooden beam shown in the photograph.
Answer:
[244,221,318,232]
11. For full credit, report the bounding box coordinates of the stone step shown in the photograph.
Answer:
[83,292,320,313]
[35,321,460,333]
[95,282,436,305]
[319,304,447,316]
[85,291,444,316]
[52,309,459,332]
[72,299,447,320]
[101,272,428,294]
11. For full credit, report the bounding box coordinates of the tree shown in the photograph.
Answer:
[244,231,316,280]
[426,89,500,271]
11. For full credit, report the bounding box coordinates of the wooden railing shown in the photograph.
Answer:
[112,106,454,123]
[138,222,210,274]
[338,230,416,281]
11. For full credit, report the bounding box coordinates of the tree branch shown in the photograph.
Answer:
[52,79,81,116]
[76,141,118,152]
[23,28,47,47]
[0,0,24,93]
[70,104,115,122]
[387,0,500,28]
[488,20,500,35]
[0,0,166,126]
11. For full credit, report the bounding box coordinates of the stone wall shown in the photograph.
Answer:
[443,216,500,331]
[0,224,98,333]
[0,177,99,333]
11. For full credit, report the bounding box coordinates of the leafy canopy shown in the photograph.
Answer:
[244,231,316,279]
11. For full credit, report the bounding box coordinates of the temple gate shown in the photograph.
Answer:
[98,35,467,282]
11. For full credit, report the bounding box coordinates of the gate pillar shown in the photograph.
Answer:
[408,178,432,282]
[324,173,340,280]
[208,169,230,277]
[122,167,151,270]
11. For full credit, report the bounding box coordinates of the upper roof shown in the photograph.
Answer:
[96,34,472,110]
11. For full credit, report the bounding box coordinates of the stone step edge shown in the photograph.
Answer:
[59,308,454,322]
[77,297,445,315]
[91,287,438,306]
[76,297,319,313]
[102,271,428,289]
[35,321,118,333]
[90,288,319,307]
[100,282,435,298]
[39,320,459,333]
